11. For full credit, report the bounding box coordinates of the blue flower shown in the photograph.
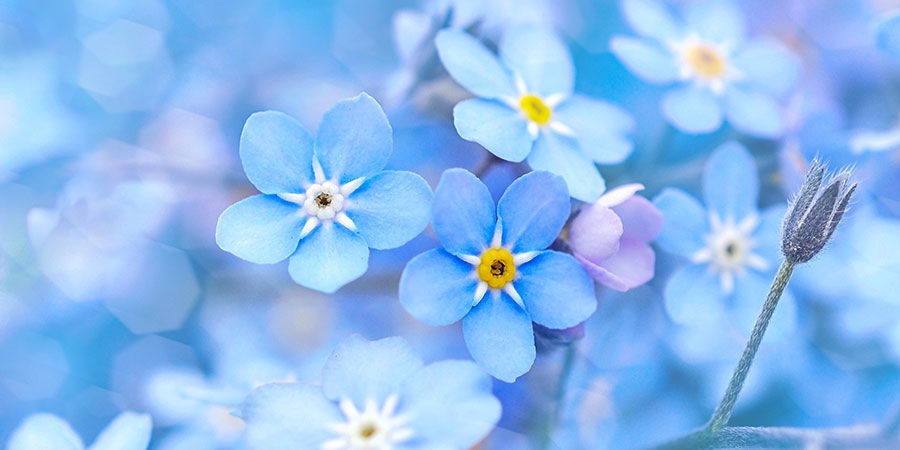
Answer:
[8,412,152,450]
[435,26,635,202]
[399,169,597,382]
[611,0,801,137]
[653,142,797,345]
[241,335,501,450]
[216,93,433,293]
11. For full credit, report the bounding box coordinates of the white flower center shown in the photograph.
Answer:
[276,159,365,238]
[668,34,741,95]
[303,182,344,220]
[322,395,413,450]
[691,213,768,294]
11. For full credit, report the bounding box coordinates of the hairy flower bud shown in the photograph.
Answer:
[781,160,856,264]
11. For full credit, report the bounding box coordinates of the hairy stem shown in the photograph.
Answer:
[655,424,897,449]
[707,260,795,432]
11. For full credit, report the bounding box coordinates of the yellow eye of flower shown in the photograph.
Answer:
[685,44,725,77]
[520,95,552,124]
[477,248,516,289]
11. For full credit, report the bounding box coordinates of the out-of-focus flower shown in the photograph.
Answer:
[216,93,433,293]
[611,0,801,137]
[782,159,856,264]
[399,169,596,381]
[8,411,152,450]
[569,183,663,292]
[241,335,500,450]
[652,141,796,340]
[435,26,634,201]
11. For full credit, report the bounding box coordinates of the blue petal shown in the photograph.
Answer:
[88,412,152,450]
[345,170,432,250]
[515,251,596,329]
[399,249,477,326]
[242,383,341,450]
[703,141,759,222]
[435,29,516,99]
[239,111,315,194]
[315,93,393,183]
[462,294,535,382]
[723,86,785,138]
[499,25,574,97]
[401,360,501,448]
[8,414,83,450]
[431,169,495,256]
[732,272,797,341]
[732,39,801,97]
[752,204,787,265]
[527,131,605,202]
[878,13,900,57]
[453,99,533,163]
[215,195,305,264]
[664,264,727,327]
[652,188,708,258]
[497,171,569,253]
[661,85,722,134]
[553,95,636,164]
[609,36,680,84]
[683,0,744,44]
[287,223,369,293]
[621,0,684,41]
[322,335,424,406]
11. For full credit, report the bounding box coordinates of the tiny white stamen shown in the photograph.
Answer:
[490,222,503,249]
[514,73,528,95]
[300,217,320,238]
[544,93,567,108]
[513,251,539,266]
[549,121,574,136]
[474,281,489,306]
[527,122,539,139]
[459,254,481,265]
[313,157,326,183]
[503,284,525,309]
[278,192,306,204]
[340,177,366,196]
[335,212,357,232]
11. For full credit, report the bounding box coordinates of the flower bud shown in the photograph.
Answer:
[781,160,856,264]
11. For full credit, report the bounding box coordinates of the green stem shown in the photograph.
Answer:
[706,260,795,432]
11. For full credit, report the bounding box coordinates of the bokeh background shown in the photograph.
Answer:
[2,0,900,448]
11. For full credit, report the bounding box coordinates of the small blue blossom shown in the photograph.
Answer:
[611,0,802,137]
[216,93,433,293]
[435,26,635,202]
[241,335,501,450]
[399,169,597,382]
[8,412,152,450]
[652,142,797,344]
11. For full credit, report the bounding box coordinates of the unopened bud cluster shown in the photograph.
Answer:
[781,159,856,264]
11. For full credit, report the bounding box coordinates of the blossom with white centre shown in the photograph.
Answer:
[458,225,538,309]
[499,74,574,139]
[322,395,413,450]
[691,213,768,294]
[277,159,365,238]
[668,33,742,95]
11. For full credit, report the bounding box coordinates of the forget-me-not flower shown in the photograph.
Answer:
[241,335,501,450]
[611,0,801,137]
[8,412,152,450]
[653,142,797,340]
[435,26,635,202]
[399,169,597,382]
[216,93,433,293]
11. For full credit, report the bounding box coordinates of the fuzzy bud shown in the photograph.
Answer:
[781,159,856,264]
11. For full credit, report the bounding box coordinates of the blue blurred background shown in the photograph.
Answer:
[2,0,900,448]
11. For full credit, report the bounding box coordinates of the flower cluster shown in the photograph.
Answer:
[4,1,899,449]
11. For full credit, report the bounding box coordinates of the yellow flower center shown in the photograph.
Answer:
[520,95,552,124]
[685,44,725,78]
[477,248,516,289]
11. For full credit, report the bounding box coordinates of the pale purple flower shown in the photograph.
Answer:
[569,184,663,291]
